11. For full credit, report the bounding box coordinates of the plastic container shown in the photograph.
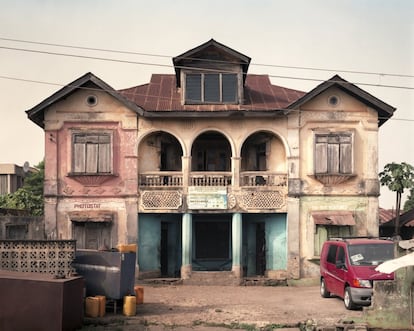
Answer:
[95,295,106,317]
[134,285,144,304]
[117,244,137,253]
[85,297,100,318]
[123,295,136,316]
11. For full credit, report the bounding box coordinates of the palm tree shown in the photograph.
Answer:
[379,162,414,237]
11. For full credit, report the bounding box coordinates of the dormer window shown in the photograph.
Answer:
[185,73,238,104]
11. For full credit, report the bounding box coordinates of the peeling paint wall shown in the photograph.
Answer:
[362,263,414,330]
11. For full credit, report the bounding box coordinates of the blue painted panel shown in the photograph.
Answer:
[242,213,287,273]
[138,215,161,271]
[266,214,287,270]
[138,214,182,275]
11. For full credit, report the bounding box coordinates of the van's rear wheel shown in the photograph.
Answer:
[320,278,330,298]
[344,287,357,310]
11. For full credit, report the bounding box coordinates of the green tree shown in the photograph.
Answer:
[0,160,44,216]
[379,162,414,236]
[404,188,414,211]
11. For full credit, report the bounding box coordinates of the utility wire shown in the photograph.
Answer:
[1,37,414,79]
[1,74,412,122]
[0,45,413,91]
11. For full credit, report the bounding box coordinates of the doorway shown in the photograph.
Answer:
[256,222,266,276]
[193,214,232,271]
[161,222,168,276]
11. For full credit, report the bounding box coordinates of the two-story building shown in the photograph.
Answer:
[0,163,27,195]
[26,39,395,281]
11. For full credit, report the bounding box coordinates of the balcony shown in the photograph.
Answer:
[139,171,287,188]
[240,172,287,187]
[190,172,232,186]
[139,172,183,187]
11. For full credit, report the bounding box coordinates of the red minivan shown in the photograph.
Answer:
[320,237,394,310]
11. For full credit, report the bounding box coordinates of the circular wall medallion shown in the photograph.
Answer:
[328,95,340,107]
[86,95,98,107]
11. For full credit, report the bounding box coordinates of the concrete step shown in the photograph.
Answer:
[183,271,241,286]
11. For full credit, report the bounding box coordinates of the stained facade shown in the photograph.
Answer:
[27,39,395,280]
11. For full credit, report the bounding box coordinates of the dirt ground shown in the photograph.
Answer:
[81,283,364,330]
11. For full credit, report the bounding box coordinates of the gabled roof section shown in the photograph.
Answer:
[381,208,414,228]
[172,39,251,87]
[118,74,305,115]
[287,74,396,127]
[26,72,144,128]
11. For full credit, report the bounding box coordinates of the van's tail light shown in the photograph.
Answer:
[352,279,372,288]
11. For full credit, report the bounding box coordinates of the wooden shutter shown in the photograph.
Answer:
[74,135,86,173]
[314,226,328,256]
[86,141,98,173]
[98,134,111,173]
[339,135,352,174]
[327,139,340,173]
[315,136,328,174]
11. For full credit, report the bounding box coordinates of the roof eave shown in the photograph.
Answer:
[141,109,286,118]
[286,75,396,127]
[173,39,251,87]
[26,72,144,129]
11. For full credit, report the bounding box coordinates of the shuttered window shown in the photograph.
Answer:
[314,225,351,256]
[73,133,112,174]
[185,73,238,104]
[315,133,352,175]
[73,222,112,250]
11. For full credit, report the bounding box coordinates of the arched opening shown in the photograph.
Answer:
[139,131,183,186]
[240,131,287,186]
[189,131,232,187]
[191,131,231,172]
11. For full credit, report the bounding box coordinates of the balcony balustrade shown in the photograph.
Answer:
[240,172,288,187]
[139,172,183,187]
[190,172,232,186]
[139,171,287,188]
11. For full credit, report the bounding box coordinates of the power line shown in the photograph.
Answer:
[1,36,414,79]
[0,37,171,59]
[0,45,413,91]
[1,74,413,123]
[267,74,414,91]
[0,45,172,69]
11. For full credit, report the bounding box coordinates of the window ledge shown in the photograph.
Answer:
[67,173,118,186]
[308,256,321,264]
[309,173,356,185]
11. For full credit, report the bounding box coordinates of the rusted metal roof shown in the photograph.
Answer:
[69,211,114,222]
[381,208,414,228]
[379,208,396,225]
[118,74,305,112]
[311,211,356,226]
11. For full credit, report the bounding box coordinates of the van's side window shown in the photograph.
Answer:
[337,246,345,264]
[327,245,337,264]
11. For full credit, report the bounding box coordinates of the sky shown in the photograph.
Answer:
[0,0,413,209]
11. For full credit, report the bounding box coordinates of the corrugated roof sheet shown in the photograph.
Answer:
[311,211,356,226]
[118,74,305,112]
[379,208,397,225]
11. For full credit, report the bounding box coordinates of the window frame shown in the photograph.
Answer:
[72,221,112,250]
[184,72,239,105]
[71,131,113,175]
[314,224,352,257]
[314,131,354,175]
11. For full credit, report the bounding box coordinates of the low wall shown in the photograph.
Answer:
[0,240,76,277]
[362,260,414,329]
[0,216,45,240]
